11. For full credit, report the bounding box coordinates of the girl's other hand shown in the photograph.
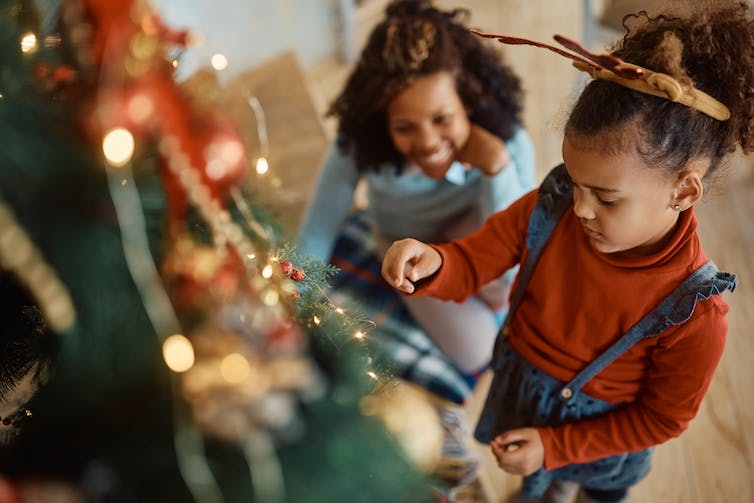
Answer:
[490,428,544,476]
[457,123,510,176]
[381,239,442,294]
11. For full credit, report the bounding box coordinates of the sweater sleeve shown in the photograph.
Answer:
[480,127,537,217]
[414,190,537,301]
[538,299,729,469]
[297,142,360,263]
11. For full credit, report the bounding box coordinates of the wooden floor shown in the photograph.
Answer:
[296,1,754,501]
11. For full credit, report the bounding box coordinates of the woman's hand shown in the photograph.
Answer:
[490,428,545,476]
[457,123,510,176]
[381,238,442,294]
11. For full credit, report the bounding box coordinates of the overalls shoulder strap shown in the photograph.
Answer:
[505,164,573,321]
[492,164,572,361]
[558,260,736,402]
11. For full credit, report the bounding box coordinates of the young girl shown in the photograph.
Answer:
[298,0,536,402]
[382,3,754,502]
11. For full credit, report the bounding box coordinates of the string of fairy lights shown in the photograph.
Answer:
[101,48,383,383]
[3,5,398,498]
[0,2,444,503]
[4,0,390,415]
[99,34,387,503]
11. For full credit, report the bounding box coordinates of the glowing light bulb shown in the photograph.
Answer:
[262,264,273,278]
[312,315,321,325]
[255,157,269,174]
[367,371,379,381]
[20,32,37,53]
[262,289,279,306]
[102,127,135,167]
[354,331,365,340]
[220,353,250,384]
[335,307,344,315]
[162,334,195,372]
[210,53,228,70]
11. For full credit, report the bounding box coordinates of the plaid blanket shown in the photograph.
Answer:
[328,210,478,404]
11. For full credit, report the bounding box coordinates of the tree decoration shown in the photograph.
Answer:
[0,0,433,501]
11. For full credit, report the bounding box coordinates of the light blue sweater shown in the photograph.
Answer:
[298,127,537,262]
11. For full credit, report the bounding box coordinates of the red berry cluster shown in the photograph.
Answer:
[278,260,305,300]
[278,260,306,282]
[279,260,306,281]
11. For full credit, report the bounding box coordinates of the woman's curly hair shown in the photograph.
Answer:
[329,0,523,173]
[566,1,754,179]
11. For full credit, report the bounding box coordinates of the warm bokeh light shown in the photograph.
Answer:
[261,264,273,278]
[20,32,37,53]
[210,53,228,70]
[220,353,251,384]
[354,331,365,340]
[44,34,61,48]
[102,127,135,167]
[162,334,195,373]
[127,94,154,124]
[255,157,269,175]
[205,139,244,180]
[261,289,279,306]
[367,371,379,381]
[312,315,321,325]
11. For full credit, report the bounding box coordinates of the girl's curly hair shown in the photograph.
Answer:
[329,0,523,173]
[0,272,55,401]
[566,1,754,179]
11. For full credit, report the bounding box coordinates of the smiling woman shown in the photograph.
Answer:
[297,0,536,390]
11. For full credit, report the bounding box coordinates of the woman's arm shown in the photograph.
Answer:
[297,143,361,262]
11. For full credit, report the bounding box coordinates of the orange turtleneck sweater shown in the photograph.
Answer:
[415,189,729,469]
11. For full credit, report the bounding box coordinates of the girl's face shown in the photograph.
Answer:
[386,70,471,179]
[562,135,683,257]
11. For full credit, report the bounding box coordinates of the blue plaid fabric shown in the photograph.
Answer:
[328,210,476,404]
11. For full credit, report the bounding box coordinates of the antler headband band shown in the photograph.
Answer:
[471,29,730,121]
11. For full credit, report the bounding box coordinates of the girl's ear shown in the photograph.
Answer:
[671,159,707,210]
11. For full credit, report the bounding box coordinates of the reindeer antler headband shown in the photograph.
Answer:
[471,30,730,121]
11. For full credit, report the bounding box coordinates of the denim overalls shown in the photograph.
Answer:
[474,165,737,499]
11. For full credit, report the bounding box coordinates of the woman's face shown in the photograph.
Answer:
[562,135,683,257]
[386,70,471,179]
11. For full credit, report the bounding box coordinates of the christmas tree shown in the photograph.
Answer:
[0,0,435,501]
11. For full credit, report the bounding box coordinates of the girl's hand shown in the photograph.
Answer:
[457,123,510,176]
[381,238,442,294]
[490,428,544,476]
